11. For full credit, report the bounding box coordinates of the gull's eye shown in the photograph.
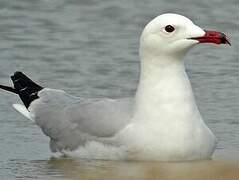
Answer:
[164,25,175,33]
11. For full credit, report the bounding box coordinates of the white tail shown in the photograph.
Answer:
[12,104,34,122]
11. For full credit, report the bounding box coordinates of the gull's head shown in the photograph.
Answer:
[140,13,230,60]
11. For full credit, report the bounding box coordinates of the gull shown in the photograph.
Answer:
[0,13,230,161]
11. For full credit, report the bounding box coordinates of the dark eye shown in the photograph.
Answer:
[165,25,175,33]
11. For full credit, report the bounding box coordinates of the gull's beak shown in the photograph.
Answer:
[191,30,231,46]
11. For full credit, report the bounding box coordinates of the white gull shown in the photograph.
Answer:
[0,13,230,161]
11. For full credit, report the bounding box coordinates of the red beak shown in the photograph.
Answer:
[191,30,231,46]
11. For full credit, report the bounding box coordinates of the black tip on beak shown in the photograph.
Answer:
[220,32,231,46]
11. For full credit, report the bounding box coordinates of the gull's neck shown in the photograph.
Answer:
[133,54,201,124]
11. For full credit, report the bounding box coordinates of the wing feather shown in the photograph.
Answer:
[28,88,133,151]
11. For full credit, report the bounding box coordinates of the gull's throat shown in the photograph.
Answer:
[133,56,201,124]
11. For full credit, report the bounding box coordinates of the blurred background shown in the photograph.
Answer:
[0,0,238,179]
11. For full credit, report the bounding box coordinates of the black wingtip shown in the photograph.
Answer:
[0,71,44,109]
[11,71,44,108]
[0,84,18,94]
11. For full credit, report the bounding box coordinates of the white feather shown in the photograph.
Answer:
[13,104,34,122]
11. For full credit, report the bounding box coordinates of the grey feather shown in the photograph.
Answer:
[29,88,133,152]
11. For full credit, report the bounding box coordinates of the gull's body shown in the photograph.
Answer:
[0,13,230,161]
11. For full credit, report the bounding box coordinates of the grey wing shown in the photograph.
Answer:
[66,98,134,137]
[29,88,133,151]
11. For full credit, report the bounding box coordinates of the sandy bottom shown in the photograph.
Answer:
[47,157,239,180]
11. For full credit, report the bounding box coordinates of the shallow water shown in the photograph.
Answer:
[3,158,239,180]
[0,0,239,179]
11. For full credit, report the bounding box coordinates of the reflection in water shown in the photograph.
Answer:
[46,158,239,180]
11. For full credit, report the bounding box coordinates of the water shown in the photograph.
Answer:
[0,0,239,179]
